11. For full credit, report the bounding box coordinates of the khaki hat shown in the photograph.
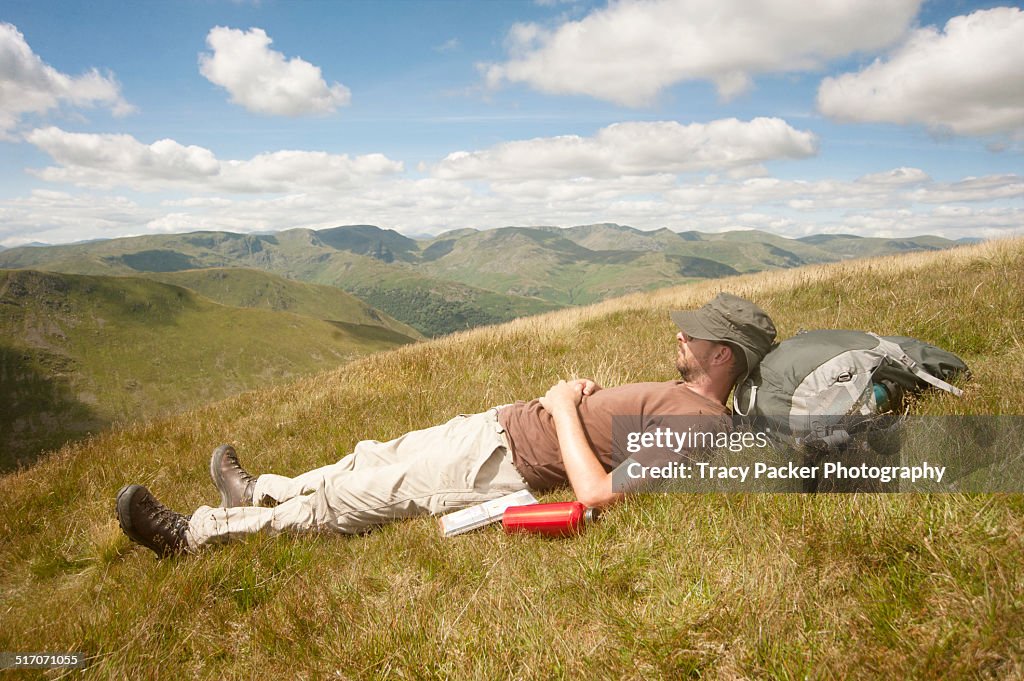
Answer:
[671,292,777,380]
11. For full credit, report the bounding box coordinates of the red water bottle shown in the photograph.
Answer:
[502,501,598,537]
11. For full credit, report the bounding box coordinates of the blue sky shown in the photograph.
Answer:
[1,0,1021,246]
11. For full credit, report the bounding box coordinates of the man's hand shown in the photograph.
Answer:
[535,377,620,509]
[538,378,600,414]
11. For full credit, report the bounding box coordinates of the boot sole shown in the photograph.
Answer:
[115,484,146,546]
[209,444,235,507]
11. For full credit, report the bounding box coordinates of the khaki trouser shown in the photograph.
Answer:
[186,409,528,549]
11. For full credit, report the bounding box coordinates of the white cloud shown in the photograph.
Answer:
[662,171,1023,212]
[199,26,351,116]
[835,206,1023,240]
[488,174,678,203]
[856,167,931,186]
[906,175,1024,204]
[0,190,155,246]
[433,118,818,181]
[818,7,1024,137]
[483,0,920,105]
[0,22,134,138]
[25,127,403,192]
[434,38,460,53]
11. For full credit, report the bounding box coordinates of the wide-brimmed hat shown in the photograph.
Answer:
[671,292,777,382]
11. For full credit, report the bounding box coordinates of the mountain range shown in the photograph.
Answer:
[0,223,968,337]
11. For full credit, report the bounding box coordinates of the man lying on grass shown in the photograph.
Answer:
[116,292,776,558]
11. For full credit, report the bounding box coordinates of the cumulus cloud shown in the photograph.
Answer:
[818,7,1024,137]
[0,22,134,138]
[662,171,1023,213]
[483,0,920,105]
[856,167,931,186]
[199,26,351,116]
[0,189,155,246]
[25,127,403,192]
[835,206,1022,240]
[906,175,1024,204]
[657,168,1019,226]
[433,118,818,181]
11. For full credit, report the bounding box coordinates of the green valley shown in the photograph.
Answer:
[0,269,419,470]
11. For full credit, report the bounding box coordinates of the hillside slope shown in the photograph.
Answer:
[0,269,419,470]
[0,239,1021,678]
[143,267,422,340]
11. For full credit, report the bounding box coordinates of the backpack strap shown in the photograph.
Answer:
[732,382,757,416]
[869,334,964,397]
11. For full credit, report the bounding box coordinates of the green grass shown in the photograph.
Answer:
[0,239,1022,678]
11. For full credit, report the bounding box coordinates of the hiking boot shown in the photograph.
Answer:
[209,444,257,507]
[116,484,189,558]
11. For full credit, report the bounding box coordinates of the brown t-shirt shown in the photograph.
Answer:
[497,380,728,492]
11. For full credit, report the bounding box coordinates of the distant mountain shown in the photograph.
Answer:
[413,224,959,303]
[0,227,561,337]
[794,233,959,259]
[0,269,419,469]
[0,223,963,336]
[416,225,740,305]
[314,224,420,263]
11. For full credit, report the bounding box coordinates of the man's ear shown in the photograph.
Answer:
[712,342,733,367]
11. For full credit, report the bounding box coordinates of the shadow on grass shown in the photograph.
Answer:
[0,342,108,471]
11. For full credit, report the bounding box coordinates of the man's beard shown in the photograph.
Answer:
[676,352,708,383]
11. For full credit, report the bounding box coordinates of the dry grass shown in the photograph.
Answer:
[1,238,1022,679]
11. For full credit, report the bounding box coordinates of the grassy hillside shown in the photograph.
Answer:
[0,270,419,470]
[0,239,1021,678]
[143,268,422,340]
[290,250,562,337]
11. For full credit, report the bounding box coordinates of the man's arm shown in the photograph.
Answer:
[538,379,624,509]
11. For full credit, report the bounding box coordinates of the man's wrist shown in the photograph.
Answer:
[550,398,579,416]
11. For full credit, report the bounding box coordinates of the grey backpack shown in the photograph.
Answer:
[733,330,969,448]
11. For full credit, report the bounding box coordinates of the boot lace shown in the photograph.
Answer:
[139,492,187,550]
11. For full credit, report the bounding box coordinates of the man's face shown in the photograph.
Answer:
[675,330,719,382]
